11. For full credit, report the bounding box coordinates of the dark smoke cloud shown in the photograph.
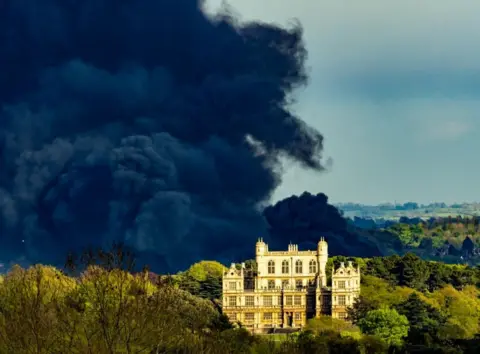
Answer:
[264,192,383,257]
[0,0,325,272]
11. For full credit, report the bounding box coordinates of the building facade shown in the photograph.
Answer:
[222,238,360,333]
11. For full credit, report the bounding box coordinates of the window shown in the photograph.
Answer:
[338,312,347,320]
[282,280,289,289]
[285,296,293,306]
[338,281,345,289]
[263,312,273,321]
[230,313,237,320]
[309,260,317,273]
[296,279,303,289]
[338,295,346,306]
[294,312,302,321]
[228,296,237,306]
[268,260,275,274]
[278,296,282,305]
[268,280,275,289]
[245,313,254,321]
[229,282,237,290]
[294,295,302,306]
[245,296,255,306]
[282,260,289,274]
[263,296,272,306]
[295,260,303,273]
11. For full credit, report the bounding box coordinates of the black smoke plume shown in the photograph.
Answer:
[0,0,325,272]
[264,192,383,257]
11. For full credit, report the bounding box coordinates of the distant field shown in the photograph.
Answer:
[340,206,480,220]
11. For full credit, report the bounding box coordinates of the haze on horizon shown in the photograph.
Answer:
[206,0,480,206]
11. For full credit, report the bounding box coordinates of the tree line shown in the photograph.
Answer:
[1,245,480,353]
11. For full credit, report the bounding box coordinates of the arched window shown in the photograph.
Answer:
[309,260,317,273]
[282,260,289,274]
[295,260,303,274]
[268,280,275,289]
[296,279,303,289]
[267,260,275,274]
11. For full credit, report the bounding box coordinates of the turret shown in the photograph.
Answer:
[317,237,328,286]
[256,237,267,256]
[318,237,328,254]
[255,237,268,277]
[318,237,328,266]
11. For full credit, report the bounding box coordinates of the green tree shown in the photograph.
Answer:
[176,260,225,300]
[186,261,225,282]
[358,308,409,347]
[347,295,379,324]
[395,293,447,345]
[397,253,430,290]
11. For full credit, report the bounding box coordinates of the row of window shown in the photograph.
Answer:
[267,259,317,274]
[230,312,303,322]
[333,280,358,289]
[227,279,358,291]
[266,279,315,289]
[226,279,314,291]
[228,295,349,307]
[228,295,303,307]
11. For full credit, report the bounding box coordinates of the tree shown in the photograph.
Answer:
[395,293,447,345]
[185,261,225,282]
[347,295,379,325]
[397,253,430,290]
[358,308,409,347]
[462,236,475,256]
[176,260,226,300]
[0,265,77,353]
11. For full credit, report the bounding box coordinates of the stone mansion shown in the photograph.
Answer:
[222,238,361,333]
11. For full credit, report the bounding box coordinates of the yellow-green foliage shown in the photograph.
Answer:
[360,275,480,341]
[307,315,359,335]
[0,265,78,353]
[425,285,480,339]
[184,260,226,281]
[361,275,419,307]
[0,264,224,354]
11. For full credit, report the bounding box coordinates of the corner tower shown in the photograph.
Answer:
[255,237,268,277]
[317,237,328,287]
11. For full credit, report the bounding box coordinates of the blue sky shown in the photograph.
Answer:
[206,0,480,205]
